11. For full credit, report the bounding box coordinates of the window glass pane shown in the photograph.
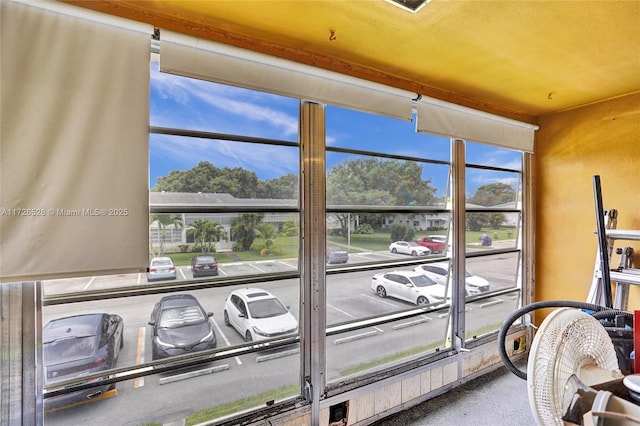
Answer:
[326,215,450,267]
[326,106,450,161]
[466,252,521,292]
[464,253,522,341]
[43,280,300,424]
[325,107,453,385]
[150,63,299,141]
[327,153,450,208]
[465,212,521,251]
[150,136,299,197]
[326,308,450,384]
[466,168,521,208]
[465,141,522,171]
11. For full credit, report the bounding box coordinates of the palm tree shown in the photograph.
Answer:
[191,219,226,253]
[149,214,182,255]
[255,223,278,253]
[231,213,263,251]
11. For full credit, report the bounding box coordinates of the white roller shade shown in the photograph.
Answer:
[416,96,538,152]
[160,31,414,121]
[0,1,151,281]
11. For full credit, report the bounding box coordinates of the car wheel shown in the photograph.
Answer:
[417,296,429,305]
[223,310,230,326]
[245,330,253,342]
[391,248,397,253]
[376,286,387,298]
[411,250,417,256]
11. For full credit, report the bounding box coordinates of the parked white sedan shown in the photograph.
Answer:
[371,270,446,306]
[389,241,431,256]
[223,288,298,342]
[413,262,490,295]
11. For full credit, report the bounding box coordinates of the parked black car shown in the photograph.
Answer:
[148,294,217,360]
[43,313,124,410]
[191,255,219,278]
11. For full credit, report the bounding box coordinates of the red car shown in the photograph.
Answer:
[414,236,446,254]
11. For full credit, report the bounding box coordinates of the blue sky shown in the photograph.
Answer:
[149,62,522,197]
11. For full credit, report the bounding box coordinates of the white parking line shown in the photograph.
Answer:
[178,268,187,280]
[135,327,145,388]
[137,273,142,285]
[328,304,384,332]
[360,292,402,308]
[211,318,242,366]
[83,276,96,290]
[278,260,298,270]
[249,263,267,273]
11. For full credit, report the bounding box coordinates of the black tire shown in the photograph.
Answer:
[391,248,397,253]
[119,334,124,349]
[376,286,387,298]
[245,330,253,342]
[417,296,429,305]
[223,310,230,326]
[411,250,417,256]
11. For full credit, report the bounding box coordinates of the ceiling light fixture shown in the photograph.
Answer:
[385,0,431,13]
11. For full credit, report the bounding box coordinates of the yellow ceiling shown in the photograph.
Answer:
[67,0,640,122]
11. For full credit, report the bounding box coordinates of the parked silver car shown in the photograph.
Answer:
[147,257,177,282]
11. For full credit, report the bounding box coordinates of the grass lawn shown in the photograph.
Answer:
[159,227,517,266]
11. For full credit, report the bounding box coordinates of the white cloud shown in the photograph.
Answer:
[151,70,298,137]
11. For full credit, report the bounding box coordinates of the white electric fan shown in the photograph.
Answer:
[527,307,640,425]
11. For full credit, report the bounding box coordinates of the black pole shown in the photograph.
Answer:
[593,175,613,308]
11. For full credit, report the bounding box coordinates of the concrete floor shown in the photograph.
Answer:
[371,363,537,426]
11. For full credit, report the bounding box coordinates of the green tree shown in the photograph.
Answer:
[254,223,278,254]
[152,161,260,198]
[488,212,507,229]
[466,213,489,232]
[390,223,415,242]
[280,217,299,237]
[231,213,263,251]
[468,183,515,207]
[327,158,437,237]
[257,174,299,199]
[191,219,225,254]
[149,213,183,255]
[466,183,515,231]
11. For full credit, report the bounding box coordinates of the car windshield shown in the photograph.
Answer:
[247,298,288,319]
[43,336,96,361]
[408,242,421,247]
[153,259,172,266]
[159,306,205,328]
[410,274,438,287]
[195,256,215,263]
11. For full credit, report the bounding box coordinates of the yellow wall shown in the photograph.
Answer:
[535,92,640,309]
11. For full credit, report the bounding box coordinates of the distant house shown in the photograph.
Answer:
[149,192,298,251]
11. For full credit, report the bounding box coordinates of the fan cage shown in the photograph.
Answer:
[527,308,620,426]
